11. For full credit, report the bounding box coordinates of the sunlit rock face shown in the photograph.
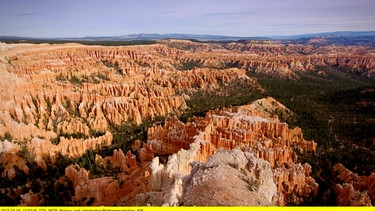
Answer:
[180,149,277,206]
[0,40,373,206]
[0,42,258,172]
[137,97,318,206]
[0,42,260,205]
[333,163,375,206]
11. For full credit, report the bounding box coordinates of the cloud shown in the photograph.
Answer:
[16,13,39,16]
[53,9,89,13]
[205,11,262,16]
[159,11,177,14]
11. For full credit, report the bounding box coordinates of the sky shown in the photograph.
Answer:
[1,0,375,38]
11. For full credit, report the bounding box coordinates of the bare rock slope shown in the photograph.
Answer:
[180,149,276,206]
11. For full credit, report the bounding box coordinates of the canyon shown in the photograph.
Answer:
[0,38,374,206]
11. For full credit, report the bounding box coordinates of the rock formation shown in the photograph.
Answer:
[137,97,318,206]
[180,149,277,206]
[0,41,263,205]
[0,41,258,140]
[19,190,45,206]
[60,148,151,206]
[0,42,257,174]
[0,140,29,179]
[174,39,375,79]
[26,132,113,169]
[1,40,373,206]
[333,163,375,206]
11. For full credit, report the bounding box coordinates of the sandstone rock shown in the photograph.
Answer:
[19,190,45,206]
[0,152,29,179]
[0,140,29,179]
[147,116,199,155]
[333,163,375,205]
[334,183,372,206]
[0,42,262,206]
[25,132,113,169]
[63,162,149,206]
[3,40,370,206]
[178,40,375,79]
[273,163,318,205]
[138,97,318,206]
[138,143,155,163]
[0,42,259,152]
[180,149,277,206]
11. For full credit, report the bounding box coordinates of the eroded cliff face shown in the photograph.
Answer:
[1,40,373,161]
[137,97,318,206]
[60,152,149,206]
[0,42,258,175]
[333,163,375,206]
[174,40,375,79]
[26,132,113,169]
[0,42,263,205]
[1,41,373,206]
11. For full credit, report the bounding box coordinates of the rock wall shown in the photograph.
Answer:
[26,132,113,169]
[61,147,151,206]
[172,40,375,79]
[0,140,29,179]
[179,53,375,79]
[0,42,262,205]
[333,163,375,206]
[0,42,257,145]
[137,97,318,206]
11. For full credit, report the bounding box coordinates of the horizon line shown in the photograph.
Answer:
[1,30,375,40]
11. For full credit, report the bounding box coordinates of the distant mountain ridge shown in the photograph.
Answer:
[269,31,375,39]
[0,33,268,42]
[87,33,266,41]
[1,31,375,43]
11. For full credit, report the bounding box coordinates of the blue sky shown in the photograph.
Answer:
[1,0,375,38]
